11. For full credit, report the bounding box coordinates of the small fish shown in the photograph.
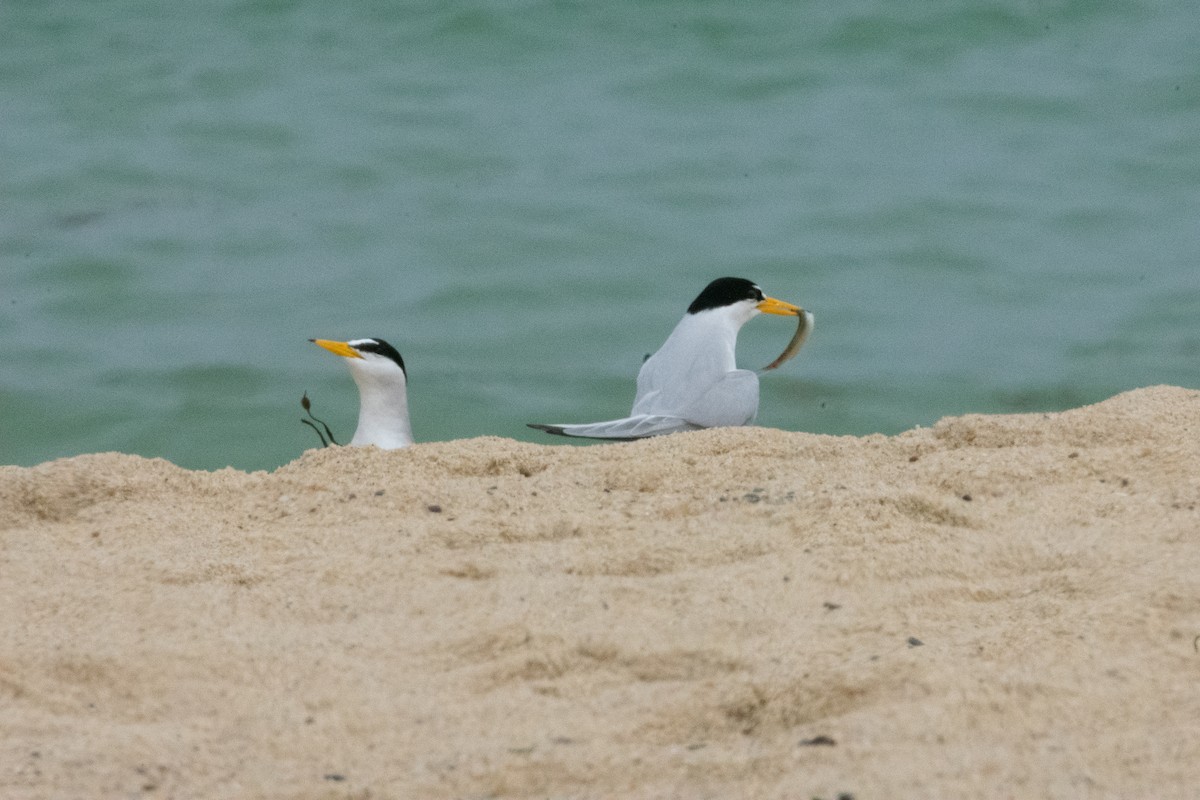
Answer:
[761,309,814,371]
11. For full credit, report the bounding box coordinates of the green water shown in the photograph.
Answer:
[3,1,1198,471]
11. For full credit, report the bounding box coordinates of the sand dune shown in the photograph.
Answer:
[2,386,1199,799]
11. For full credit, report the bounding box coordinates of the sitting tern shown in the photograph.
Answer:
[310,337,414,449]
[529,277,813,440]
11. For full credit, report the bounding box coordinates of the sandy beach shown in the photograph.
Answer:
[2,385,1198,799]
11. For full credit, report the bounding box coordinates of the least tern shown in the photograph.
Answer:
[529,277,813,440]
[310,337,413,449]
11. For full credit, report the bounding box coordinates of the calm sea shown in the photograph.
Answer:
[3,0,1197,471]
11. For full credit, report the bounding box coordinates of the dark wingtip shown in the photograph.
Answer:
[527,423,569,437]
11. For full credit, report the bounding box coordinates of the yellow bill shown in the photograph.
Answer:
[756,296,802,316]
[310,339,364,359]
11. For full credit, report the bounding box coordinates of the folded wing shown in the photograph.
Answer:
[676,369,759,428]
[527,415,703,440]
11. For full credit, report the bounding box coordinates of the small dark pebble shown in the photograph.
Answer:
[323,774,345,782]
[686,742,706,751]
[427,504,442,513]
[961,493,972,502]
[743,493,761,503]
[908,454,919,462]
[907,636,924,647]
[823,601,841,611]
[799,735,837,747]
[374,489,385,496]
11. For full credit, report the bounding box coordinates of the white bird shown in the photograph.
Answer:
[310,337,414,449]
[529,277,813,440]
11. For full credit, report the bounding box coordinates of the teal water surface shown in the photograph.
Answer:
[2,1,1198,471]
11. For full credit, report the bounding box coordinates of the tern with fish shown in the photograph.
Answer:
[529,277,814,440]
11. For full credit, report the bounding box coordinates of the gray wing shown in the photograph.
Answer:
[530,370,759,440]
[677,369,759,428]
[528,415,703,440]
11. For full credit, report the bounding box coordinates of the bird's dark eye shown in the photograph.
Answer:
[354,338,407,375]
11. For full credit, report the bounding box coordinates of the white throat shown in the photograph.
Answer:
[347,360,413,449]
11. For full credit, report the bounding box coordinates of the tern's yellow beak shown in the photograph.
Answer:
[756,296,802,316]
[310,339,364,359]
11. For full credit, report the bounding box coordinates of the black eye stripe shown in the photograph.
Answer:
[351,338,407,376]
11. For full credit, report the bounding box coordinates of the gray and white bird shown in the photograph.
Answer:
[529,277,813,440]
[310,337,414,449]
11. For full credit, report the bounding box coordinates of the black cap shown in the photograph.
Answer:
[686,277,764,314]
